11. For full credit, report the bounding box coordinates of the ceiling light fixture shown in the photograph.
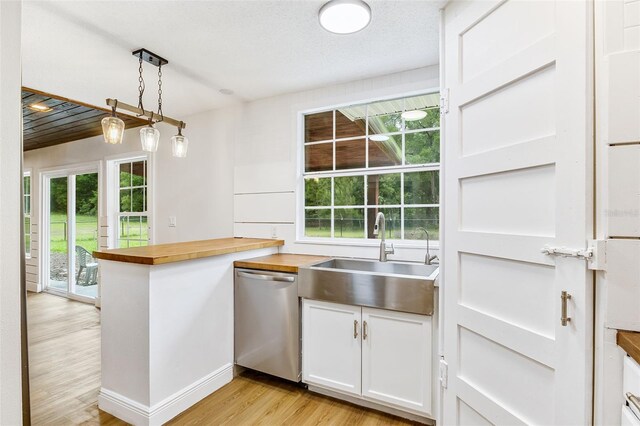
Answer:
[101,101,125,144]
[140,113,160,152]
[319,0,371,34]
[401,110,427,121]
[171,122,189,158]
[369,134,390,142]
[28,103,53,113]
[102,48,189,156]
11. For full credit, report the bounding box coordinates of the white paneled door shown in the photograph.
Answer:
[442,1,593,425]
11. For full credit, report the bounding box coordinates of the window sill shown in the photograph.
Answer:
[294,237,440,250]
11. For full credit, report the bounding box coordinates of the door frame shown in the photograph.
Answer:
[40,161,101,304]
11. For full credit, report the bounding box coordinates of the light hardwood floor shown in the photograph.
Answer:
[28,293,419,425]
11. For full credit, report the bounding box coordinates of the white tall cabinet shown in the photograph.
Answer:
[594,0,640,423]
[302,299,433,418]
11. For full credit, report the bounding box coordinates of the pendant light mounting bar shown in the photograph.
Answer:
[106,98,186,129]
[132,48,168,67]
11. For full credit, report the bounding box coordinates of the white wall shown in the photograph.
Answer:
[23,107,236,291]
[0,0,23,423]
[233,66,440,262]
[153,107,237,244]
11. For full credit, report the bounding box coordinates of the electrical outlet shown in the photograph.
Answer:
[169,216,177,227]
[271,226,277,238]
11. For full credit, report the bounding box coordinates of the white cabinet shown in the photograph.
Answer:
[362,307,432,415]
[302,299,433,416]
[302,299,362,396]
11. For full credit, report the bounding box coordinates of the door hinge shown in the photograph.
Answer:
[440,89,449,115]
[541,240,606,271]
[439,358,448,389]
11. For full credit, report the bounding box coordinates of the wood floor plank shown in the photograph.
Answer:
[28,292,419,425]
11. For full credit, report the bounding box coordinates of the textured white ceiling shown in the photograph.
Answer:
[22,0,440,117]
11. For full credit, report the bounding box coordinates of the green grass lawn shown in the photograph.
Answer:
[305,224,439,240]
[49,213,98,253]
[49,213,149,253]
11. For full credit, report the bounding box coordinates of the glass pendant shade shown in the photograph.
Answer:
[171,134,189,158]
[140,125,160,152]
[101,116,125,144]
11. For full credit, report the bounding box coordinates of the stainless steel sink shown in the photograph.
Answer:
[298,258,439,316]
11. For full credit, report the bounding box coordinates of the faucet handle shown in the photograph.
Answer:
[386,242,395,255]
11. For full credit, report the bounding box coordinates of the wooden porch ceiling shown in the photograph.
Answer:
[22,88,147,151]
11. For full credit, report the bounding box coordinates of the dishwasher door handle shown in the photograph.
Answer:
[237,271,295,283]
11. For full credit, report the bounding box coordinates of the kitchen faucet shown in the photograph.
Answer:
[373,212,394,262]
[420,227,439,265]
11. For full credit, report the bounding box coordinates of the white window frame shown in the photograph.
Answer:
[296,90,441,248]
[107,153,153,249]
[23,170,32,258]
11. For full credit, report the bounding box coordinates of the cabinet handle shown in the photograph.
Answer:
[561,291,572,326]
[363,321,368,340]
[354,320,358,339]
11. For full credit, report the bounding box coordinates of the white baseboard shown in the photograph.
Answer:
[99,363,233,425]
[26,282,41,292]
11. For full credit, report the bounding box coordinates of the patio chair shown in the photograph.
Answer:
[75,245,98,286]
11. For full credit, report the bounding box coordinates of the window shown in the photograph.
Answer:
[116,159,149,248]
[23,172,31,256]
[302,93,440,242]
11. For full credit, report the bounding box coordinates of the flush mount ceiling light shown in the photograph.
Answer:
[369,134,390,142]
[401,110,428,121]
[319,0,371,34]
[102,48,189,157]
[28,103,53,113]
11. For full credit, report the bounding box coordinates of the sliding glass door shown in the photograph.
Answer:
[48,176,69,294]
[45,166,99,301]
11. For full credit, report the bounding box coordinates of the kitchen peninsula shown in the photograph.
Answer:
[93,237,284,426]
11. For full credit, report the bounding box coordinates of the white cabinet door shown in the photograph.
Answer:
[302,299,361,396]
[361,307,432,415]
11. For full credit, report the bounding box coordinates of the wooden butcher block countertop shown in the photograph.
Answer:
[618,330,640,365]
[93,237,284,265]
[234,253,331,274]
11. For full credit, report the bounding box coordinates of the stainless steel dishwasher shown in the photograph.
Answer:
[234,268,300,382]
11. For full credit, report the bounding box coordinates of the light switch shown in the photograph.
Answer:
[169,216,177,227]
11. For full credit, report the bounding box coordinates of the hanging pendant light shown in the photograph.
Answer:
[171,122,188,158]
[101,102,125,144]
[140,113,160,152]
[104,49,190,157]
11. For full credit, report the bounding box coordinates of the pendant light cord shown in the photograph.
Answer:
[157,64,164,122]
[137,53,145,114]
